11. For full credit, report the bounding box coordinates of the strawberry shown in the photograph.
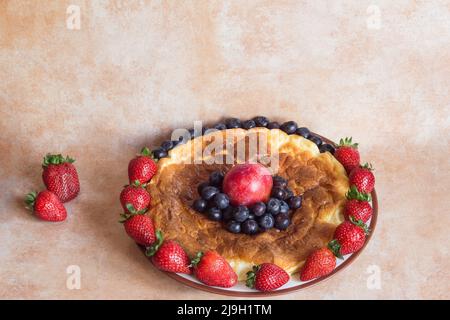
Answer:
[300,248,336,281]
[191,251,238,288]
[25,190,67,222]
[344,186,373,222]
[246,263,289,291]
[120,208,155,246]
[349,163,375,193]
[334,137,360,173]
[120,181,151,214]
[128,147,158,185]
[42,154,80,203]
[146,231,191,274]
[329,218,369,257]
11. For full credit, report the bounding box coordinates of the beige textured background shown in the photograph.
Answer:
[1,0,449,299]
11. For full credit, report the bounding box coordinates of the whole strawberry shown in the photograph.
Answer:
[334,137,360,173]
[146,231,191,274]
[349,163,375,193]
[42,154,80,203]
[300,248,336,281]
[25,190,67,222]
[344,186,373,223]
[120,209,155,246]
[191,251,238,288]
[120,181,151,214]
[246,263,289,291]
[128,147,158,185]
[329,219,369,257]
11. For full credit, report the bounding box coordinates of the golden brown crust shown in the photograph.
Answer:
[147,128,348,278]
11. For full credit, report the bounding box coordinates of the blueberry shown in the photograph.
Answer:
[207,207,223,221]
[275,214,290,230]
[201,186,219,200]
[213,193,229,209]
[279,200,290,214]
[233,206,250,222]
[284,188,294,200]
[242,219,259,235]
[272,176,287,188]
[258,214,275,230]
[296,127,311,139]
[242,120,256,130]
[209,171,224,187]
[152,148,167,160]
[251,202,266,217]
[172,140,180,147]
[197,182,209,195]
[309,135,323,146]
[248,213,255,220]
[288,195,302,209]
[225,118,241,129]
[160,140,174,152]
[214,123,227,130]
[319,143,336,154]
[271,187,287,200]
[226,220,241,234]
[193,199,207,213]
[266,198,281,215]
[253,116,269,127]
[223,206,235,221]
[280,121,298,134]
[267,121,280,129]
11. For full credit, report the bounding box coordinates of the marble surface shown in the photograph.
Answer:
[0,0,449,299]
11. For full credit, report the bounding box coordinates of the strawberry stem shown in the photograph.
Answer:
[346,185,371,202]
[338,137,358,149]
[145,230,163,256]
[42,154,75,167]
[24,191,37,210]
[349,216,371,235]
[190,252,204,267]
[328,240,343,259]
[245,265,260,288]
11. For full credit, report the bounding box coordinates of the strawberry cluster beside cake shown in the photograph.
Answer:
[119,117,376,292]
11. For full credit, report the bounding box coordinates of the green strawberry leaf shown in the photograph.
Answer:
[190,251,204,267]
[346,185,371,202]
[328,239,343,259]
[245,265,260,289]
[145,230,163,257]
[349,216,371,235]
[42,153,75,167]
[140,147,151,156]
[24,191,37,210]
[338,137,358,149]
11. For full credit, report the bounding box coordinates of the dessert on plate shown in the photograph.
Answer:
[119,117,376,292]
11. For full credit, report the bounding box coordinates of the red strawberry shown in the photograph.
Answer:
[128,147,158,185]
[246,263,289,291]
[120,209,155,246]
[25,190,67,222]
[146,231,191,274]
[329,219,369,257]
[42,154,80,202]
[334,137,360,173]
[191,251,238,288]
[120,181,151,214]
[300,248,336,281]
[344,186,373,223]
[349,163,375,193]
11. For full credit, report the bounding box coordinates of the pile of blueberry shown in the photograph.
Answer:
[192,172,303,235]
[151,116,336,160]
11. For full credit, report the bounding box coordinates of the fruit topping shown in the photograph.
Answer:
[223,163,273,206]
[334,137,360,173]
[246,263,289,291]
